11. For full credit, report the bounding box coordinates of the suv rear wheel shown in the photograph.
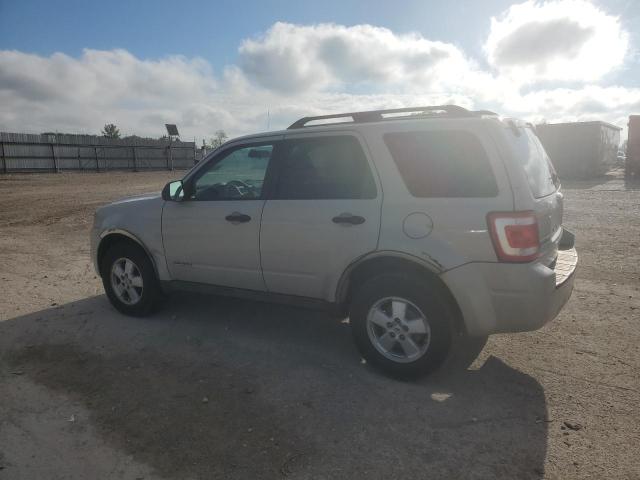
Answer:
[349,273,452,378]
[101,242,162,316]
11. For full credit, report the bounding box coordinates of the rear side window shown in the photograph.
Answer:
[384,131,498,198]
[512,127,558,198]
[275,135,377,199]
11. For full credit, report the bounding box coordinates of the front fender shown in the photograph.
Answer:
[91,196,170,281]
[95,229,162,277]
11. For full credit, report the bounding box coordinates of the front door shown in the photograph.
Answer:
[162,141,277,290]
[259,133,382,300]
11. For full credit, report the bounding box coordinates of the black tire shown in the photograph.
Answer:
[101,242,162,316]
[349,273,453,379]
[442,333,488,372]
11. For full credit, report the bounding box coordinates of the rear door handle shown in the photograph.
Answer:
[332,213,365,225]
[225,212,251,223]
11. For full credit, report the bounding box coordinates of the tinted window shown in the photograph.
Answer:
[192,144,273,201]
[512,128,558,198]
[275,136,376,199]
[384,131,498,198]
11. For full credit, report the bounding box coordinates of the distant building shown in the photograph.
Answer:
[535,121,621,180]
[627,115,640,177]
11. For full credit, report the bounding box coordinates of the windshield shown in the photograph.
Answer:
[511,127,559,198]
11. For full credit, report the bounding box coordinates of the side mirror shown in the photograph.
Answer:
[162,180,185,201]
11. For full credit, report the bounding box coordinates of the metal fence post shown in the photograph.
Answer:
[132,146,138,172]
[1,142,6,173]
[51,143,59,172]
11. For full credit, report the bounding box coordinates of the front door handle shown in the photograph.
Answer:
[225,212,251,223]
[332,213,366,225]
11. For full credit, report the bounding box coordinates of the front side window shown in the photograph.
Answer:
[275,135,376,200]
[191,144,273,201]
[384,130,498,198]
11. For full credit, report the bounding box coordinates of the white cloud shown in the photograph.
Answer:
[238,22,483,94]
[486,0,629,83]
[0,43,486,139]
[0,49,230,138]
[504,85,640,137]
[0,3,636,143]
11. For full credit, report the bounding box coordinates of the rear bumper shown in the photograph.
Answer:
[441,229,578,336]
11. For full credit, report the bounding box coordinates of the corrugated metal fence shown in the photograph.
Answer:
[0,132,196,173]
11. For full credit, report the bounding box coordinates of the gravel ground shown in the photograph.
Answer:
[0,170,638,480]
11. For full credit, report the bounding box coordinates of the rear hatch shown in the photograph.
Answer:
[510,125,563,265]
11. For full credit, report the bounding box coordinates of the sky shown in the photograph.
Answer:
[1,0,639,142]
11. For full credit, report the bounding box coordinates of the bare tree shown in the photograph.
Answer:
[210,130,228,148]
[102,123,121,139]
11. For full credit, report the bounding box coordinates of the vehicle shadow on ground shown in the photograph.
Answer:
[0,293,549,479]
[624,175,640,190]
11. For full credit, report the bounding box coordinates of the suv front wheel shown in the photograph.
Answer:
[350,274,453,378]
[101,242,162,316]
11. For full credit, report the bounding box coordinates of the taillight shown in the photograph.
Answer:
[487,211,540,262]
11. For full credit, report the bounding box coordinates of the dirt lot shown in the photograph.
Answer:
[0,171,638,479]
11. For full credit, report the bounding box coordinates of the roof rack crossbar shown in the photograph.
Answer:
[287,105,479,129]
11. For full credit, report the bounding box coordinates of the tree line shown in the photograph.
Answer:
[100,123,227,149]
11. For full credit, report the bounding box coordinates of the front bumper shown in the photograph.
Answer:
[441,229,578,336]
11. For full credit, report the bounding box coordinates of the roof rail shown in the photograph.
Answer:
[287,105,494,129]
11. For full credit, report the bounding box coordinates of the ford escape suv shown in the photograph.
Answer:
[91,105,577,377]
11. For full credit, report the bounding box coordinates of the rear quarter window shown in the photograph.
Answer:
[383,130,498,198]
[511,128,558,198]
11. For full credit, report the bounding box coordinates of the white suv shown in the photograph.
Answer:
[91,105,577,377]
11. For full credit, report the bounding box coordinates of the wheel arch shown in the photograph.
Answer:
[97,230,159,279]
[336,252,466,335]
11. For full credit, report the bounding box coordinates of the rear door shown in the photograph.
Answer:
[259,132,382,301]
